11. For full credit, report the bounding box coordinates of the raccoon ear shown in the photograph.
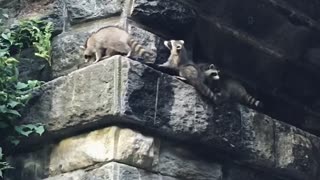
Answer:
[178,40,184,45]
[164,41,170,49]
[80,45,85,50]
[209,64,215,69]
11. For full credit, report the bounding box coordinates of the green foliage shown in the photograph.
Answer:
[0,16,51,177]
[0,19,53,66]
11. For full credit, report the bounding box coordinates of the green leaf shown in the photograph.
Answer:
[1,33,9,40]
[3,14,9,18]
[7,109,21,117]
[15,125,32,136]
[4,57,19,64]
[34,125,45,136]
[7,100,20,108]
[16,82,28,90]
[0,50,8,57]
[0,105,7,113]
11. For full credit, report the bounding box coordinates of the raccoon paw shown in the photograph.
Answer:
[93,59,100,63]
[175,76,187,81]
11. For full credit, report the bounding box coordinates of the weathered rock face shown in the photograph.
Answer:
[6,125,222,180]
[130,0,197,39]
[5,56,317,180]
[16,48,52,82]
[64,0,123,25]
[2,0,320,180]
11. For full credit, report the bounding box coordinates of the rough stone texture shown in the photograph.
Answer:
[64,0,123,25]
[51,31,89,78]
[154,142,222,180]
[16,0,64,35]
[20,56,320,180]
[275,121,318,179]
[16,48,52,82]
[237,106,274,167]
[51,20,164,78]
[49,126,157,175]
[3,0,320,179]
[5,146,53,180]
[223,165,283,180]
[45,162,181,180]
[5,125,222,180]
[130,0,197,39]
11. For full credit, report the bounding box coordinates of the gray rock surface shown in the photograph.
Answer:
[130,0,197,39]
[51,31,89,78]
[16,48,52,82]
[5,127,221,180]
[20,56,320,180]
[44,162,182,180]
[64,0,123,24]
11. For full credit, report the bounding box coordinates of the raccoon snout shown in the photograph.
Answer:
[211,73,220,80]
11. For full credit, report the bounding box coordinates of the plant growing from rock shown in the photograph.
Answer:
[0,17,51,177]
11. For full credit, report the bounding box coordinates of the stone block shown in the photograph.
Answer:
[45,162,182,180]
[130,0,197,39]
[51,31,89,78]
[49,126,157,175]
[275,121,319,180]
[5,146,53,180]
[5,125,222,180]
[64,0,123,25]
[20,56,320,179]
[154,142,222,180]
[16,48,52,82]
[238,106,274,167]
[16,0,64,35]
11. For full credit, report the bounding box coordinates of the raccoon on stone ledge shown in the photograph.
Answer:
[80,26,155,64]
[158,40,220,104]
[199,63,263,109]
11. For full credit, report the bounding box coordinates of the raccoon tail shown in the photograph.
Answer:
[127,38,155,63]
[244,94,263,108]
[190,80,219,104]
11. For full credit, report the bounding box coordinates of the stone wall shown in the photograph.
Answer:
[1,0,320,180]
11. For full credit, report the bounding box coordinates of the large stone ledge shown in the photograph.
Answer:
[44,162,183,180]
[20,56,320,180]
[6,126,222,180]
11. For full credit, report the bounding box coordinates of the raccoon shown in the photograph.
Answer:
[80,26,155,63]
[199,63,263,108]
[159,40,219,103]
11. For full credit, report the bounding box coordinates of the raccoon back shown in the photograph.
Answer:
[87,26,131,53]
[221,79,263,108]
[179,64,217,102]
[221,79,247,100]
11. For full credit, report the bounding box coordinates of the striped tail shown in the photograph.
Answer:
[190,80,218,103]
[127,38,155,63]
[244,94,263,108]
